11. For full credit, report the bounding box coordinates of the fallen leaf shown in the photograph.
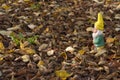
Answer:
[94,67,104,71]
[37,60,47,71]
[60,52,67,60]
[21,55,30,62]
[37,60,44,66]
[116,4,120,10]
[55,70,71,80]
[86,27,93,32]
[0,41,5,51]
[44,27,49,33]
[104,66,109,74]
[115,27,120,32]
[20,42,25,49]
[2,4,11,10]
[65,46,75,53]
[28,24,37,29]
[38,43,48,51]
[106,37,115,43]
[7,25,21,31]
[0,30,12,37]
[114,14,120,20]
[78,49,85,55]
[24,0,31,2]
[20,42,35,54]
[23,47,36,54]
[47,50,54,56]
[33,54,41,62]
[0,54,4,61]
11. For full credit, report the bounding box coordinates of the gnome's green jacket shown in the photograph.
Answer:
[93,35,105,47]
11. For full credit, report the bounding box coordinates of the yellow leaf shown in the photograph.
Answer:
[37,60,44,66]
[0,54,4,61]
[105,0,112,4]
[38,60,45,65]
[55,70,71,80]
[106,37,115,43]
[2,4,11,10]
[0,57,3,61]
[8,49,14,53]
[20,42,35,54]
[78,49,85,55]
[0,41,5,50]
[24,47,35,54]
[20,42,24,49]
[44,28,49,33]
[24,0,30,2]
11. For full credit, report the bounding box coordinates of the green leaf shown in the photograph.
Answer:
[30,3,40,10]
[18,33,25,41]
[27,35,38,44]
[10,33,20,45]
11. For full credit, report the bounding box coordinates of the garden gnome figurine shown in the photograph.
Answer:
[91,12,106,56]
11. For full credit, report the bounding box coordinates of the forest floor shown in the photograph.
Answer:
[0,0,120,80]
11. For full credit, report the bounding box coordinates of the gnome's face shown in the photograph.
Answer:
[92,27,103,39]
[93,27,97,33]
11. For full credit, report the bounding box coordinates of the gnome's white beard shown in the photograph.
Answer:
[92,30,103,39]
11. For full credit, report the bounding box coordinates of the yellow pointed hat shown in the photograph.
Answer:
[94,12,104,30]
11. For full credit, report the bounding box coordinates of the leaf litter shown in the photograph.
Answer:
[0,0,120,80]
